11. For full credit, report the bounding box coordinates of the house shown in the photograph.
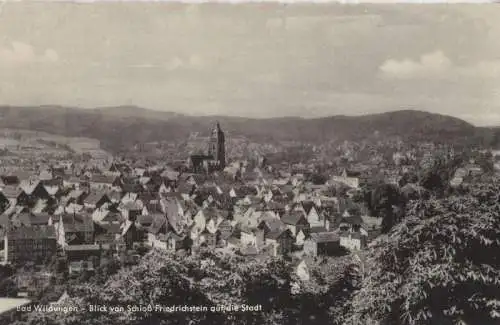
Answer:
[88,174,121,190]
[68,260,95,276]
[18,180,50,205]
[1,185,23,202]
[146,214,168,249]
[63,176,83,189]
[450,177,464,188]
[339,232,366,251]
[65,244,107,262]
[120,220,146,249]
[264,228,294,257]
[119,201,143,222]
[56,213,94,246]
[66,190,86,205]
[329,168,360,189]
[294,259,311,282]
[1,175,21,186]
[5,225,57,264]
[281,210,310,237]
[82,191,110,210]
[15,272,53,298]
[295,226,309,246]
[239,225,258,247]
[158,231,190,252]
[306,206,330,230]
[303,232,341,257]
[93,222,122,244]
[0,192,10,212]
[199,228,220,248]
[14,212,52,227]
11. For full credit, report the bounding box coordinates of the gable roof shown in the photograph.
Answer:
[83,191,109,206]
[1,185,22,199]
[19,179,41,195]
[259,216,285,233]
[61,212,94,233]
[89,174,119,185]
[15,212,51,226]
[281,210,307,226]
[266,228,292,240]
[148,213,167,235]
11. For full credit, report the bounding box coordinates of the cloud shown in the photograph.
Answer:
[0,41,59,67]
[379,50,452,79]
[460,60,500,79]
[164,55,204,71]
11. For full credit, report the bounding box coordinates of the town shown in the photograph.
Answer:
[0,120,498,310]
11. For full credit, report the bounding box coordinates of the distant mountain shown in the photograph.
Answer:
[0,105,496,153]
[95,106,185,120]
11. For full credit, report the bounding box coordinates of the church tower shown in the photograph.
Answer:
[208,121,225,169]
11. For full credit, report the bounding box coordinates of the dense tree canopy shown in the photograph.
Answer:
[11,250,359,325]
[345,179,500,325]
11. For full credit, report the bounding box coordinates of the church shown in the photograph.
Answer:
[189,122,226,174]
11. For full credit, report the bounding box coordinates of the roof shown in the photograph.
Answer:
[90,174,118,184]
[68,189,85,199]
[8,225,56,240]
[177,183,195,194]
[121,200,142,211]
[148,213,167,234]
[121,182,143,193]
[259,218,285,232]
[162,231,186,242]
[310,226,328,233]
[161,170,180,180]
[340,231,363,240]
[16,212,51,226]
[361,215,383,228]
[163,199,183,232]
[266,228,292,240]
[61,213,94,233]
[1,185,22,199]
[65,244,101,251]
[341,214,364,226]
[44,185,60,196]
[98,222,122,234]
[85,190,110,205]
[106,190,123,202]
[19,180,41,195]
[281,210,306,225]
[309,232,339,243]
[136,214,154,227]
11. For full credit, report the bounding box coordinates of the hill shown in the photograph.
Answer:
[0,105,495,153]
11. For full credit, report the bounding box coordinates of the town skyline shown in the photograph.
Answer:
[1,3,499,126]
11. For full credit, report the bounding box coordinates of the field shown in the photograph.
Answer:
[0,128,110,159]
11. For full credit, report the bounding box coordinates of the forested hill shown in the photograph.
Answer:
[0,105,497,152]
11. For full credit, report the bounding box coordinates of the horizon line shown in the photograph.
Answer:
[1,104,498,127]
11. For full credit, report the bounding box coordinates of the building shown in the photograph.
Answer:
[190,122,226,173]
[339,232,366,251]
[208,122,226,170]
[303,232,341,257]
[5,225,57,264]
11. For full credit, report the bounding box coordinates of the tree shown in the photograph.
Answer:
[368,183,405,233]
[346,179,500,325]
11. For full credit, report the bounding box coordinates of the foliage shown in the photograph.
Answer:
[11,249,361,325]
[365,183,406,233]
[346,179,500,325]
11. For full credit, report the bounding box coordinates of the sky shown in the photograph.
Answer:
[0,2,499,125]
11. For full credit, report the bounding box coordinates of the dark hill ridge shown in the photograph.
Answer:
[0,105,495,152]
